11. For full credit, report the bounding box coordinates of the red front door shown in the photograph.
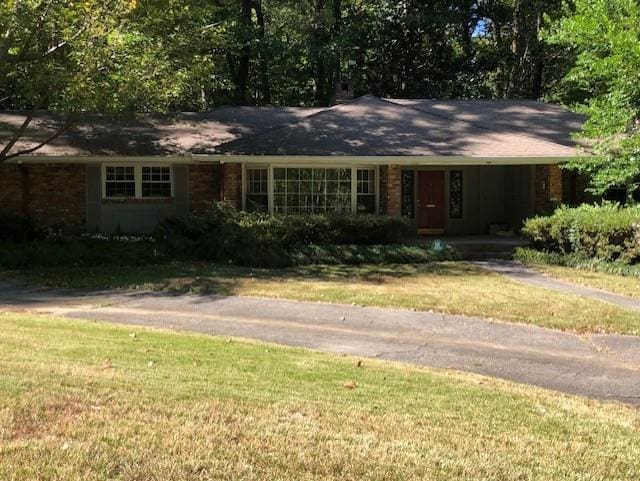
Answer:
[417,170,445,231]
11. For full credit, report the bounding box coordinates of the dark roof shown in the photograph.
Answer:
[0,96,585,158]
[386,99,584,147]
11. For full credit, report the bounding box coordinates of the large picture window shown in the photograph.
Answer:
[246,168,269,212]
[273,167,352,214]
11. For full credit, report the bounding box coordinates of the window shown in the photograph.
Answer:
[103,165,172,199]
[142,166,172,198]
[357,168,376,213]
[105,166,135,197]
[273,167,352,214]
[449,170,463,219]
[401,170,415,218]
[246,168,268,212]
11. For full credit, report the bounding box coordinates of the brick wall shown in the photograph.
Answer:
[0,163,86,230]
[0,164,25,215]
[29,164,86,229]
[379,164,401,216]
[222,163,242,209]
[188,164,222,212]
[535,164,563,215]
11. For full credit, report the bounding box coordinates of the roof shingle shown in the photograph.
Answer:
[0,96,585,158]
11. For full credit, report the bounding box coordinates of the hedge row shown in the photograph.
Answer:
[521,203,640,263]
[0,204,457,268]
[156,203,416,266]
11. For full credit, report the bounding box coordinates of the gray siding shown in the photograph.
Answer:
[86,164,102,233]
[407,165,535,235]
[86,164,190,234]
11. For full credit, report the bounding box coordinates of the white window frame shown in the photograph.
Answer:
[242,164,379,215]
[102,164,173,199]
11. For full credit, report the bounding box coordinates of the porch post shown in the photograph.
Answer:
[380,164,402,216]
[535,164,563,215]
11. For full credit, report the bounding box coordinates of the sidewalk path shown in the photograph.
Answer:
[475,260,640,312]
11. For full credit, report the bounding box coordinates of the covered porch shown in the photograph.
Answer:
[379,162,564,235]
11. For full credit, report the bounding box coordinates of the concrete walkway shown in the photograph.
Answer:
[476,260,640,311]
[1,281,639,406]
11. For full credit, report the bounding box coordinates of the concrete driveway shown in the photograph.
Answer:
[1,281,639,406]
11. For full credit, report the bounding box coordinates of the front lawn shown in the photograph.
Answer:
[0,313,638,480]
[6,261,640,335]
[515,247,640,300]
[529,264,640,300]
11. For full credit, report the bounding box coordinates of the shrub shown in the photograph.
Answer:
[0,236,165,269]
[521,203,640,263]
[157,203,415,266]
[514,247,640,278]
[0,213,44,242]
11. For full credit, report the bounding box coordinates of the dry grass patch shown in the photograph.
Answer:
[6,261,640,334]
[530,264,640,299]
[0,313,639,480]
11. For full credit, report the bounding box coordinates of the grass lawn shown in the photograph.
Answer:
[0,313,638,480]
[527,263,640,300]
[5,261,640,335]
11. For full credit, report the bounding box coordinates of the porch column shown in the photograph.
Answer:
[221,163,242,209]
[535,164,563,215]
[379,165,402,216]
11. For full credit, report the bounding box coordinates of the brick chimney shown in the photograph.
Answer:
[333,80,354,104]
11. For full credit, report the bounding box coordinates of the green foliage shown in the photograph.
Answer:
[548,0,640,195]
[515,247,640,278]
[0,212,43,242]
[0,236,164,269]
[521,203,640,263]
[1,0,572,124]
[290,243,458,265]
[157,203,416,267]
[0,207,450,269]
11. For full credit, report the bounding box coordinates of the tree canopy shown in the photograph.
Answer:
[548,0,640,199]
[1,0,639,199]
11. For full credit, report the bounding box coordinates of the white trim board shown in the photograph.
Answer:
[8,154,587,165]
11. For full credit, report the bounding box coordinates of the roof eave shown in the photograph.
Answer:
[7,153,590,165]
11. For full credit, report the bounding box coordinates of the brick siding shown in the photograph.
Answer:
[379,164,401,216]
[0,163,86,230]
[535,164,563,215]
[29,164,86,229]
[0,164,25,215]
[188,164,222,212]
[222,163,242,209]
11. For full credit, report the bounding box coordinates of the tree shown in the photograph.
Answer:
[0,0,194,161]
[548,0,640,199]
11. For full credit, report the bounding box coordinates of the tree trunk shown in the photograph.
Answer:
[330,0,342,96]
[228,0,252,105]
[253,0,271,104]
[530,2,544,99]
[311,0,328,105]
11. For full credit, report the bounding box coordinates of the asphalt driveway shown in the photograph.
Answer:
[1,281,639,406]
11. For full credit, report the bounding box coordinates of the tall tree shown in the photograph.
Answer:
[1,0,121,161]
[548,0,640,199]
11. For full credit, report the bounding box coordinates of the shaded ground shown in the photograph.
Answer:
[2,281,639,406]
